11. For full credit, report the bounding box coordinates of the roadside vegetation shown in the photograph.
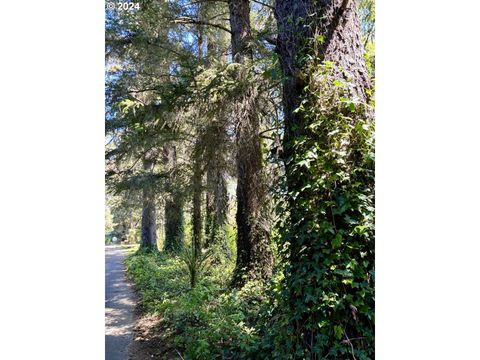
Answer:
[107,0,375,358]
[126,250,272,359]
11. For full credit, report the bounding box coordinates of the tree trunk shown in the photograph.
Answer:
[140,151,158,252]
[120,220,129,243]
[192,147,203,258]
[228,0,273,286]
[205,166,228,249]
[164,199,183,251]
[205,168,214,246]
[203,7,230,252]
[275,0,374,355]
[275,0,371,145]
[163,144,184,252]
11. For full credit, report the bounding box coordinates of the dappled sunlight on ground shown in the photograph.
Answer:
[105,245,136,360]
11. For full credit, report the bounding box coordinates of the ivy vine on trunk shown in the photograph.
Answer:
[273,0,375,357]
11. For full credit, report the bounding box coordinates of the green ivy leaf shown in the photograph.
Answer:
[334,325,344,340]
[332,233,343,248]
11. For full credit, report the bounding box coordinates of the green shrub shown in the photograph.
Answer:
[126,251,266,359]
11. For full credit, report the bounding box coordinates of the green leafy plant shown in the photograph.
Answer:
[179,244,214,288]
[264,61,375,359]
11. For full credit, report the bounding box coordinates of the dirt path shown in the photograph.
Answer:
[105,245,136,360]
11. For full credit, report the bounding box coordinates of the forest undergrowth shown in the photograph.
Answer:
[126,249,281,359]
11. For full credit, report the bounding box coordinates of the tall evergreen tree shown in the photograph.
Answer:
[140,149,158,251]
[163,144,185,252]
[228,0,274,286]
[274,0,375,356]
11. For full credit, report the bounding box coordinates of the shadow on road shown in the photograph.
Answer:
[105,245,136,360]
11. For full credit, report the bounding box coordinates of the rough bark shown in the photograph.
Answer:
[228,0,273,286]
[203,8,230,251]
[274,0,373,354]
[163,144,184,252]
[275,0,371,146]
[205,166,228,248]
[275,0,372,241]
[275,0,371,217]
[228,0,253,62]
[140,151,158,252]
[190,6,207,261]
[164,199,184,251]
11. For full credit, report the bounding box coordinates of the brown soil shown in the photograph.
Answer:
[127,304,180,359]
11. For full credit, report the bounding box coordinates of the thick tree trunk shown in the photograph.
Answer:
[140,152,158,252]
[191,8,206,260]
[164,199,183,251]
[275,0,373,355]
[228,0,253,62]
[203,11,230,252]
[275,0,371,230]
[163,144,184,252]
[228,0,273,286]
[275,0,370,146]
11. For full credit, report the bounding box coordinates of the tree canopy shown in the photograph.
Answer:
[106,0,375,358]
